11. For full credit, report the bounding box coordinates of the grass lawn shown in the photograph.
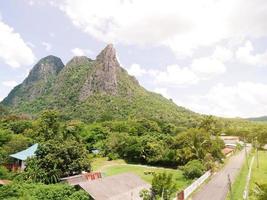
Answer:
[226,150,253,200]
[249,150,267,200]
[92,157,192,191]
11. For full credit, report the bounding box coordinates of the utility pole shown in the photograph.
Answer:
[228,174,233,200]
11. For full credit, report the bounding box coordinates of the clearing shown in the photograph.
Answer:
[91,157,192,190]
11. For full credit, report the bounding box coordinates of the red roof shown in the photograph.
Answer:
[222,148,234,155]
[0,179,11,185]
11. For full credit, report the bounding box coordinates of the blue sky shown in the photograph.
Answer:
[1,0,267,118]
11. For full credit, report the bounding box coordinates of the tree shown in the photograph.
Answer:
[0,182,89,200]
[105,132,143,162]
[198,115,222,135]
[0,105,8,117]
[36,110,61,141]
[0,134,32,164]
[175,128,224,165]
[141,135,165,164]
[23,139,91,183]
[21,110,91,184]
[182,160,205,179]
[140,172,176,200]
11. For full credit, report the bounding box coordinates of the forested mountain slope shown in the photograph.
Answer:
[1,44,199,126]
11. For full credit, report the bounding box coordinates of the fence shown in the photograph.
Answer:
[176,170,211,200]
[243,156,255,200]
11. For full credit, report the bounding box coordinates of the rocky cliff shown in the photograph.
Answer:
[1,44,198,125]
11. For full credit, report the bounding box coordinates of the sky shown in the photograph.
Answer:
[1,0,267,118]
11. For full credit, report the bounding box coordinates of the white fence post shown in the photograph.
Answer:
[174,170,211,200]
[243,156,255,200]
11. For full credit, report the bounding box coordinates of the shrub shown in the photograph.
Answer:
[0,166,10,179]
[0,182,89,200]
[107,153,119,160]
[140,172,176,200]
[182,160,205,179]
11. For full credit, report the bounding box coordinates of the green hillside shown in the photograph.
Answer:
[247,116,267,122]
[1,44,199,126]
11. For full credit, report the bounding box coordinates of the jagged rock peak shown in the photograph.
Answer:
[96,44,120,67]
[24,55,64,85]
[66,56,92,66]
[79,44,119,101]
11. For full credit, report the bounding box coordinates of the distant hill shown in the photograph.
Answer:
[247,116,267,122]
[1,44,200,125]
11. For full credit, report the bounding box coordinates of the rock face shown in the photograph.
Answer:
[79,44,119,100]
[65,56,92,67]
[1,44,198,124]
[2,55,64,106]
[24,55,64,85]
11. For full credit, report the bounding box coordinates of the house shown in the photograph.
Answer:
[222,147,234,157]
[61,172,102,186]
[64,172,150,200]
[220,136,240,148]
[0,179,11,186]
[9,144,38,171]
[79,173,150,200]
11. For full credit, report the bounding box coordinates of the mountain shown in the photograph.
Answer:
[1,44,199,125]
[247,116,267,122]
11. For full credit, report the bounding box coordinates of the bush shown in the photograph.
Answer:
[107,153,119,160]
[140,172,176,200]
[254,183,267,200]
[0,166,10,179]
[0,182,89,200]
[182,160,205,179]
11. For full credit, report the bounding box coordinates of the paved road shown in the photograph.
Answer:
[192,147,250,200]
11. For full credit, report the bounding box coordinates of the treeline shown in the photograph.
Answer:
[1,110,267,199]
[81,118,225,167]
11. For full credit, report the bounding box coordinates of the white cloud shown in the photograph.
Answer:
[153,87,171,99]
[49,32,55,37]
[2,80,18,87]
[0,20,35,68]
[179,82,267,117]
[155,65,199,86]
[213,46,233,62]
[53,0,267,56]
[124,46,229,87]
[236,40,267,66]
[127,63,147,77]
[148,46,229,86]
[41,41,52,51]
[191,57,226,77]
[71,47,93,56]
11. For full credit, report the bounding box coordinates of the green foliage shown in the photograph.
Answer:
[175,128,224,165]
[0,182,89,200]
[7,120,32,134]
[0,133,32,164]
[182,160,205,179]
[255,183,267,200]
[0,165,11,179]
[23,139,91,184]
[0,105,9,117]
[80,119,225,167]
[198,115,223,135]
[2,54,200,128]
[21,110,91,184]
[140,172,176,200]
[36,110,61,141]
